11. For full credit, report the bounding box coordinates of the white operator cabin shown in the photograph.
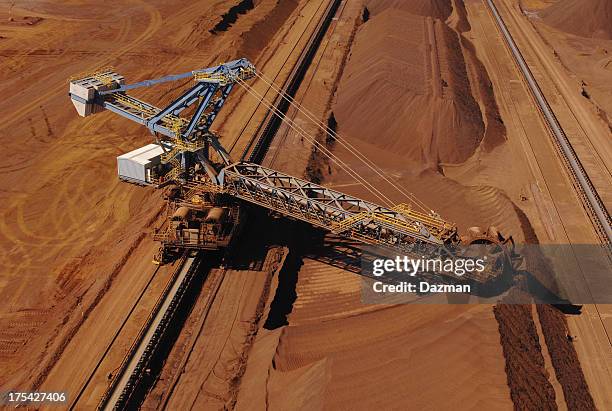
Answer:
[117,144,164,185]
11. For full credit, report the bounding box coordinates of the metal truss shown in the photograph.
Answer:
[70,59,255,142]
[221,162,458,247]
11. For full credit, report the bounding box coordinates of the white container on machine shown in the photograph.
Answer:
[117,144,164,185]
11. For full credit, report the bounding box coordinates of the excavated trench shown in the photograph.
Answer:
[493,205,592,409]
[210,0,255,34]
[263,221,319,330]
[263,250,300,330]
[537,304,597,410]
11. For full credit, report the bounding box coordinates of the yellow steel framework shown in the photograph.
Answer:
[331,203,455,242]
[110,93,190,132]
[193,65,255,86]
[391,203,456,240]
[70,66,116,83]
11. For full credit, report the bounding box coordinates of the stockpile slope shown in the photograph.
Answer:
[334,9,485,166]
[235,305,512,410]
[541,0,612,39]
[270,305,511,409]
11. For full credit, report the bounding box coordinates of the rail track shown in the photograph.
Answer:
[266,0,350,168]
[242,0,342,163]
[84,1,341,409]
[156,267,227,409]
[226,0,330,155]
[66,260,167,410]
[485,0,612,247]
[485,5,612,403]
[98,254,203,410]
[64,253,195,410]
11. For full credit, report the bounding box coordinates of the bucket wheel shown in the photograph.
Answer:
[460,226,522,273]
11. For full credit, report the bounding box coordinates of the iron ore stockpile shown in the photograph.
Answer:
[0,0,611,410]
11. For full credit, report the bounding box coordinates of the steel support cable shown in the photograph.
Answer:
[253,69,429,212]
[252,70,431,213]
[236,78,395,207]
[237,78,394,207]
[253,70,429,211]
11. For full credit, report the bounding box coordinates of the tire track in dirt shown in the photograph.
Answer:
[0,0,162,130]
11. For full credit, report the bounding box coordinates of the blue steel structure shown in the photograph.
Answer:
[69,59,254,183]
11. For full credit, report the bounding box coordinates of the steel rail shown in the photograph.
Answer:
[243,0,343,163]
[485,0,612,245]
[96,255,198,410]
